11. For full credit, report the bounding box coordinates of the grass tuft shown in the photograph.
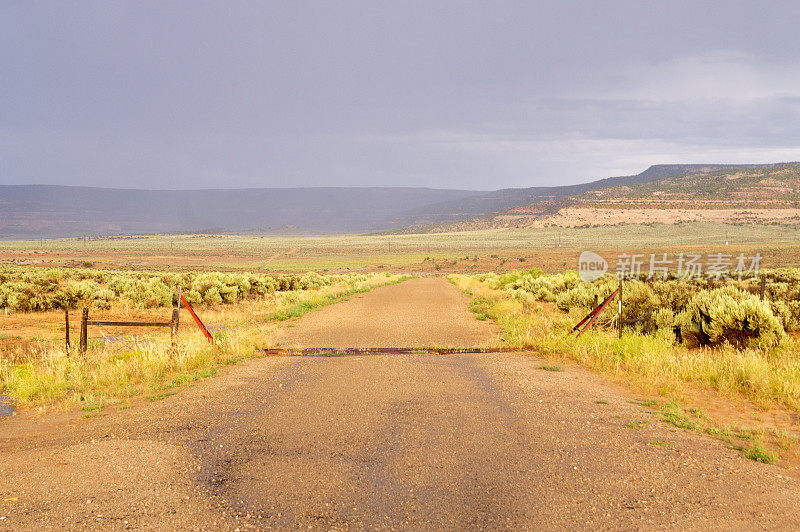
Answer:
[744,442,777,464]
[660,400,699,430]
[538,363,563,372]
[147,390,177,402]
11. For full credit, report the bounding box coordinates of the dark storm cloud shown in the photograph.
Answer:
[2,1,800,189]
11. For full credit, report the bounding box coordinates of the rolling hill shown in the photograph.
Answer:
[0,186,482,238]
[1,163,795,238]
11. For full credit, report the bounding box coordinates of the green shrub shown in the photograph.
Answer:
[622,281,658,325]
[555,284,595,312]
[678,286,785,348]
[504,269,584,303]
[0,266,364,312]
[769,300,800,332]
[183,289,203,305]
[1,282,38,311]
[142,278,172,308]
[654,308,674,330]
[203,286,223,305]
[651,280,699,313]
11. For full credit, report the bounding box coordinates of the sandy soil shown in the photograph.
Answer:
[2,280,800,530]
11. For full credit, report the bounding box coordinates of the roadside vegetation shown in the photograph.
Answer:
[0,267,364,311]
[0,270,408,411]
[451,269,800,464]
[495,267,800,348]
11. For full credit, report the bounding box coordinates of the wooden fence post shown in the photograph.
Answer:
[171,308,179,346]
[760,274,766,301]
[171,287,182,347]
[65,308,70,352]
[618,277,623,339]
[80,308,88,356]
[176,287,181,329]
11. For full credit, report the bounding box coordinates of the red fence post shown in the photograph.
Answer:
[180,293,214,344]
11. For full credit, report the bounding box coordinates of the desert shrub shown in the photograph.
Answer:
[1,282,38,311]
[60,279,115,309]
[505,269,583,303]
[203,286,224,305]
[275,275,300,291]
[183,289,203,305]
[218,283,239,304]
[226,274,252,298]
[553,275,617,312]
[299,271,331,290]
[189,273,222,302]
[762,281,792,303]
[0,267,377,312]
[764,268,800,284]
[108,276,137,299]
[622,280,658,323]
[769,299,800,333]
[141,278,172,308]
[509,288,538,307]
[653,307,676,342]
[654,307,674,330]
[86,280,115,307]
[486,268,543,290]
[159,273,184,287]
[474,272,499,285]
[677,286,785,348]
[555,284,595,312]
[248,274,277,295]
[50,289,77,310]
[651,280,699,313]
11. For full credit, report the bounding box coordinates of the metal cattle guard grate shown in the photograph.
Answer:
[262,347,521,356]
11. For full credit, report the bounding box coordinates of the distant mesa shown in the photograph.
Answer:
[391,162,800,233]
[1,162,797,238]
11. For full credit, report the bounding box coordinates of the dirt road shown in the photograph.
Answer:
[2,278,800,530]
[274,277,499,348]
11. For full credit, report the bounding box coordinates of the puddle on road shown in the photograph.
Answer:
[0,395,14,417]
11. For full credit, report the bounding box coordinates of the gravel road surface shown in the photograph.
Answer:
[1,278,799,530]
[274,277,499,348]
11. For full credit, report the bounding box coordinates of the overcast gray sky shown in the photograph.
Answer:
[2,1,800,190]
